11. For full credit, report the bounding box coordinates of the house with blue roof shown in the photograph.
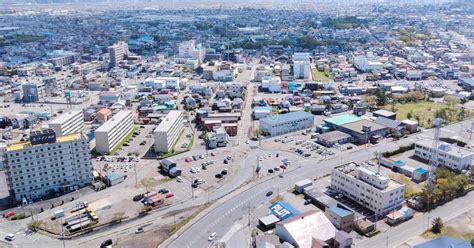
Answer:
[326,206,355,232]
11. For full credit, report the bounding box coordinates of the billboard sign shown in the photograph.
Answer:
[269,201,300,220]
[30,129,57,145]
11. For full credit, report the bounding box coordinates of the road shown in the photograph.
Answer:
[356,191,474,248]
[167,119,473,248]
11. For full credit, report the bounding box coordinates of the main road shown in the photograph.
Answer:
[167,119,473,248]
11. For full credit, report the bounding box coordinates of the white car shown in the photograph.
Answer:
[208,232,217,241]
[5,234,15,241]
[195,168,201,172]
[190,168,197,173]
[176,176,183,183]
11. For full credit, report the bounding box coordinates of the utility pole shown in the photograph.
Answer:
[134,164,138,184]
[191,176,194,199]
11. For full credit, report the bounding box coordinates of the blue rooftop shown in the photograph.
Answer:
[393,160,405,167]
[413,236,471,248]
[324,114,361,126]
[329,206,353,218]
[415,167,429,174]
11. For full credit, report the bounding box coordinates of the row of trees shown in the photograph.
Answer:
[418,167,470,210]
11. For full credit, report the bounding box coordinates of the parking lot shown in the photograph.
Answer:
[167,148,247,195]
[114,125,155,157]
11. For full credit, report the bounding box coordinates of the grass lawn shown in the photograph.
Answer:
[422,226,473,241]
[383,102,470,128]
[311,68,331,81]
[109,127,138,155]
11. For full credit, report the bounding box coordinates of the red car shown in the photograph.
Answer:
[3,211,16,218]
[165,193,174,198]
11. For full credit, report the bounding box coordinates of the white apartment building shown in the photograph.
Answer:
[293,53,311,80]
[331,163,406,215]
[154,110,184,153]
[144,77,181,90]
[95,110,134,154]
[353,55,383,72]
[4,129,92,202]
[108,41,129,67]
[178,40,206,62]
[415,138,473,171]
[48,111,84,136]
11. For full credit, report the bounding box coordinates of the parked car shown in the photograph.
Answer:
[221,169,228,175]
[266,191,273,197]
[215,173,223,179]
[135,227,144,234]
[158,188,169,194]
[140,141,146,145]
[268,169,274,173]
[280,165,287,170]
[5,234,15,241]
[176,176,183,183]
[165,193,175,198]
[133,194,144,202]
[3,211,16,218]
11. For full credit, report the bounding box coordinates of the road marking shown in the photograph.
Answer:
[218,223,242,243]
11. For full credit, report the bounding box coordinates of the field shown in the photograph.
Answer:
[311,68,331,81]
[383,102,469,128]
[422,208,474,241]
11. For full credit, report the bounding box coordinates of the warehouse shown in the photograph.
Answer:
[259,111,314,137]
[338,119,389,144]
[316,130,352,147]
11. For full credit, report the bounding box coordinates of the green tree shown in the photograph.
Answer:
[27,220,43,231]
[407,111,413,120]
[431,217,443,234]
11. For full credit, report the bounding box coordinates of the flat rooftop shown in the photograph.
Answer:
[341,119,387,134]
[95,110,132,133]
[416,138,474,158]
[7,133,85,152]
[324,114,361,126]
[260,111,313,125]
[49,110,81,125]
[335,163,405,192]
[154,110,183,133]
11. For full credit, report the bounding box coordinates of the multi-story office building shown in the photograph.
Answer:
[154,110,184,153]
[48,111,84,136]
[331,163,406,215]
[22,82,45,103]
[95,110,134,154]
[108,41,129,67]
[292,53,311,80]
[259,111,314,137]
[4,129,92,202]
[178,40,206,62]
[415,138,473,171]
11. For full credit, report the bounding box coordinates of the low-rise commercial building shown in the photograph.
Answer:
[414,138,473,171]
[326,206,354,233]
[259,111,314,137]
[48,111,84,136]
[153,110,184,153]
[316,130,353,147]
[94,110,134,154]
[330,163,406,215]
[4,129,92,202]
